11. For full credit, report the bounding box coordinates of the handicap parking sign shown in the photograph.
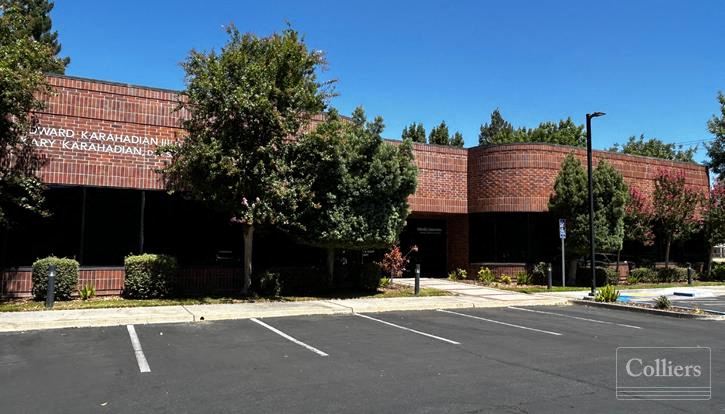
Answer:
[559,219,566,239]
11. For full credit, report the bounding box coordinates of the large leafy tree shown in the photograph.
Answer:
[704,182,725,274]
[624,186,655,247]
[0,5,63,229]
[609,134,695,162]
[428,121,450,146]
[549,155,627,281]
[160,26,333,294]
[478,109,585,146]
[290,108,418,280]
[706,92,725,177]
[0,0,68,71]
[652,170,701,268]
[401,122,426,143]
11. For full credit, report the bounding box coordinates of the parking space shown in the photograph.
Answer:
[1,305,723,413]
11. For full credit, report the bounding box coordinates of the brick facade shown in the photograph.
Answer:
[4,74,711,295]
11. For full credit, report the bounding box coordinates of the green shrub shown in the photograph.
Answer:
[515,271,532,285]
[531,262,548,285]
[78,283,96,301]
[476,267,495,285]
[256,271,282,296]
[32,257,80,301]
[654,295,671,310]
[656,267,688,283]
[378,277,392,289]
[276,267,327,295]
[629,267,657,284]
[123,254,177,299]
[708,263,725,281]
[594,284,619,303]
[499,274,512,285]
[448,268,467,281]
[358,262,382,292]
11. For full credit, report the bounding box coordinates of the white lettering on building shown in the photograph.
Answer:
[29,126,176,157]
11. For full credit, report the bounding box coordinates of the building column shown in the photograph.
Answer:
[446,214,469,272]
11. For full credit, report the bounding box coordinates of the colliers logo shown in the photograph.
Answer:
[616,347,711,400]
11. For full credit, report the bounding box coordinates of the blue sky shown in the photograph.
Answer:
[52,0,725,160]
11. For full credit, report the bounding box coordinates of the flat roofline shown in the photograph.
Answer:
[46,73,183,94]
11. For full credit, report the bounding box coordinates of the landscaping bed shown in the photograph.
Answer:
[572,298,724,319]
[0,284,449,312]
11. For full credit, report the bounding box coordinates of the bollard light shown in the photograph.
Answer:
[687,263,693,286]
[45,264,56,309]
[415,264,421,296]
[547,263,553,290]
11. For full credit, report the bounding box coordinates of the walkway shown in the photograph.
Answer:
[394,277,560,304]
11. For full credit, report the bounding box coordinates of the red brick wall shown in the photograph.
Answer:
[408,143,468,214]
[446,214,469,271]
[1,267,245,298]
[468,143,710,213]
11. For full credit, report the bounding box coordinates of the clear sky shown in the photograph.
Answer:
[51,0,725,160]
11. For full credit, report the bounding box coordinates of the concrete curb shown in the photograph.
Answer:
[0,296,571,333]
[570,299,725,320]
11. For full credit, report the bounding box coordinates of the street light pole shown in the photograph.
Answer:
[586,112,605,296]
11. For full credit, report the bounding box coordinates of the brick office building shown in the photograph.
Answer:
[0,75,712,297]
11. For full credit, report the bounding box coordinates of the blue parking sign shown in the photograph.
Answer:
[559,219,566,239]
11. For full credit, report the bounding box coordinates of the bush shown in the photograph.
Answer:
[379,277,392,289]
[531,262,548,285]
[629,267,657,284]
[276,267,327,295]
[32,257,79,301]
[476,267,495,285]
[123,254,177,299]
[358,262,382,292]
[594,284,619,303]
[257,271,282,296]
[448,268,467,281]
[78,283,96,301]
[515,271,532,285]
[654,295,671,310]
[656,267,688,283]
[499,274,512,285]
[709,263,725,281]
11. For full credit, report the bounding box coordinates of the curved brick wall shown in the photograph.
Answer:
[468,143,710,213]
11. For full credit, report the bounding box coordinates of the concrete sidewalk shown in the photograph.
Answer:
[0,288,568,332]
[395,277,562,304]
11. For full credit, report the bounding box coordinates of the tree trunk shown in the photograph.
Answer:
[707,245,714,277]
[664,235,672,269]
[242,224,254,295]
[567,258,578,286]
[326,248,335,287]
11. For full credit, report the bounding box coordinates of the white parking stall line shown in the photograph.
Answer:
[507,306,642,330]
[355,313,461,345]
[126,325,151,373]
[250,318,329,357]
[437,309,563,336]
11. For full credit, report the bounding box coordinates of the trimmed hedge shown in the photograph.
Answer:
[256,271,282,297]
[358,262,382,292]
[32,257,79,301]
[123,254,177,299]
[628,267,657,284]
[708,263,725,281]
[656,266,689,283]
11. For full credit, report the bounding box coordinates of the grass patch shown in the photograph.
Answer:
[494,281,725,294]
[496,286,588,294]
[0,285,450,312]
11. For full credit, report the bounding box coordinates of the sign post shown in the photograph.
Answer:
[559,219,566,287]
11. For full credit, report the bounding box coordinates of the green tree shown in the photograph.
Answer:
[549,155,628,282]
[624,186,655,247]
[401,122,426,143]
[479,109,585,146]
[706,92,725,177]
[0,5,63,229]
[449,131,464,147]
[291,108,418,281]
[428,121,450,146]
[609,134,695,162]
[652,170,701,268]
[479,108,514,145]
[159,26,333,294]
[0,0,68,71]
[704,182,725,274]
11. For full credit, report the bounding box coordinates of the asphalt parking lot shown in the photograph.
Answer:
[1,305,723,413]
[673,294,725,314]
